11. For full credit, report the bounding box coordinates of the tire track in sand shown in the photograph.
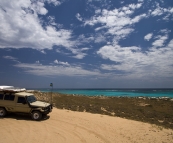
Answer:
[0,109,173,143]
[49,118,109,143]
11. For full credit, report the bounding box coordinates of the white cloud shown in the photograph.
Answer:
[46,0,61,6]
[47,16,57,26]
[32,1,48,15]
[36,60,40,64]
[95,9,101,14]
[54,59,59,64]
[152,35,168,47]
[72,54,86,59]
[144,33,153,41]
[150,29,170,47]
[3,56,17,61]
[76,13,83,21]
[77,34,94,44]
[129,3,142,9]
[168,39,173,48]
[0,0,74,50]
[170,8,173,13]
[94,34,106,43]
[151,7,164,16]
[97,40,173,79]
[0,0,89,59]
[3,55,20,63]
[40,50,46,54]
[84,3,147,42]
[150,3,173,19]
[160,29,171,34]
[54,59,69,66]
[14,63,100,76]
[131,14,146,23]
[97,45,141,63]
[67,46,89,59]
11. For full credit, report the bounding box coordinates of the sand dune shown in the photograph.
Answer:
[0,108,173,143]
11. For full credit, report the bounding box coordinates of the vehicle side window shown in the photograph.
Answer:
[17,97,26,103]
[4,94,15,101]
[0,94,4,100]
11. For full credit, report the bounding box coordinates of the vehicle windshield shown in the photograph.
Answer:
[27,95,37,103]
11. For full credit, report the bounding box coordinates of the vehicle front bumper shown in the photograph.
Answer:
[42,104,53,114]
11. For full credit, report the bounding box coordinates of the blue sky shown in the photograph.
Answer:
[0,0,173,88]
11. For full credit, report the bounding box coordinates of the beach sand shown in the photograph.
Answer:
[0,108,173,143]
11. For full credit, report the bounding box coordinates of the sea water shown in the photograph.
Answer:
[38,88,173,98]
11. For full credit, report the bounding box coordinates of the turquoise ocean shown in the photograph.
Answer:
[37,88,173,98]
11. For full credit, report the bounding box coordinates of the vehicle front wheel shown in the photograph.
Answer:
[0,107,7,117]
[31,111,42,121]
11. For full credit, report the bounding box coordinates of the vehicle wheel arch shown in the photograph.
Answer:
[0,107,7,117]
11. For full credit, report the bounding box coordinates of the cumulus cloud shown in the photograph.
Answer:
[94,34,106,43]
[70,48,88,59]
[54,59,59,64]
[144,33,153,41]
[152,35,168,47]
[32,1,48,15]
[149,29,170,47]
[35,60,40,64]
[76,13,83,21]
[93,1,173,79]
[84,1,173,48]
[76,34,94,47]
[149,3,173,19]
[168,39,173,48]
[46,0,61,6]
[72,54,84,59]
[54,59,69,66]
[160,29,171,34]
[151,7,164,16]
[97,40,173,78]
[0,0,74,50]
[97,45,141,63]
[1,0,173,82]
[84,2,146,43]
[40,50,46,54]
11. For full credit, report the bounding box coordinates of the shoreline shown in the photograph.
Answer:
[27,88,173,98]
[27,90,173,99]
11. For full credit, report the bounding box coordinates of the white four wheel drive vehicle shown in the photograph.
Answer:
[0,86,53,121]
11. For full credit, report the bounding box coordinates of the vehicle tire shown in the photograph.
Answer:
[42,114,47,118]
[31,111,42,121]
[0,107,7,117]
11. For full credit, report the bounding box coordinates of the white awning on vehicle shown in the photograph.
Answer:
[0,86,26,92]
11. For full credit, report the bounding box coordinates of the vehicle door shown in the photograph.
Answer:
[15,96,30,113]
[3,93,16,112]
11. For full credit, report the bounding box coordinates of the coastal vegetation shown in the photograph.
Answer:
[33,91,173,129]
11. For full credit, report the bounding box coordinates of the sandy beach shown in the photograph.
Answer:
[0,108,173,143]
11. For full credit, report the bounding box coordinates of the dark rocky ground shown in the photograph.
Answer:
[33,91,173,129]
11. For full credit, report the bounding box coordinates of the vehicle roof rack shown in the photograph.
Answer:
[0,86,26,93]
